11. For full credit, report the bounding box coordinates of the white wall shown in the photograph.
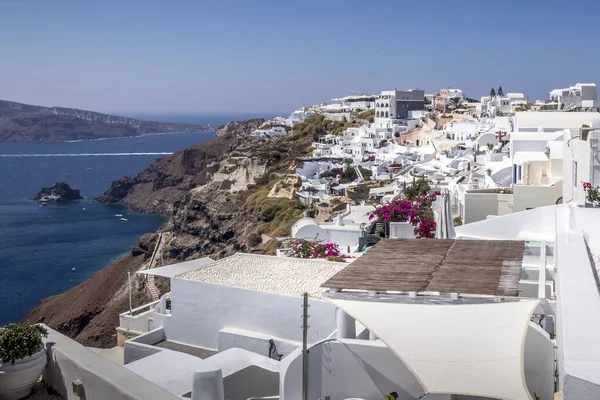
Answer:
[42,326,179,400]
[218,327,299,358]
[455,204,557,241]
[554,206,600,399]
[476,133,498,149]
[389,222,416,238]
[280,339,425,400]
[294,224,362,248]
[463,192,512,224]
[562,128,599,205]
[524,324,555,400]
[512,182,563,212]
[165,279,337,350]
[297,161,343,178]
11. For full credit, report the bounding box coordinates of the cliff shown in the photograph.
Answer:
[216,118,265,137]
[22,116,331,346]
[0,99,208,141]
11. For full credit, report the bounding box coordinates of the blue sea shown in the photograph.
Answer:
[0,130,218,325]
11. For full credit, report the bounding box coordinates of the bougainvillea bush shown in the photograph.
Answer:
[368,189,439,239]
[368,199,418,224]
[583,182,600,206]
[287,238,349,261]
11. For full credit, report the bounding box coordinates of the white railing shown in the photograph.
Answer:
[119,299,163,333]
[120,299,161,318]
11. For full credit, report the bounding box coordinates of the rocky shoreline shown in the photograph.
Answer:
[22,118,312,346]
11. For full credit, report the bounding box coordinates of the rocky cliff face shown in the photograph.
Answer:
[216,118,265,137]
[0,99,209,141]
[23,117,316,346]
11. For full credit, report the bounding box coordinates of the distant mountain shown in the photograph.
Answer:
[0,99,209,141]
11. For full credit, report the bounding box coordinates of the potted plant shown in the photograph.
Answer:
[0,324,48,400]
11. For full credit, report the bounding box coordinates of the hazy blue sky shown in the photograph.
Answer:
[0,0,598,116]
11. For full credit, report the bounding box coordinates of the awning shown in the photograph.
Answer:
[136,257,215,278]
[329,298,539,399]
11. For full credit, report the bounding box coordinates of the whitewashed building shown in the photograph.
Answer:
[478,92,527,116]
[549,82,599,111]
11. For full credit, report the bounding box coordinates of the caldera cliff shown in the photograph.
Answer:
[0,99,209,141]
[21,117,328,346]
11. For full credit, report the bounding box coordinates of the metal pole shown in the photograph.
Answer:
[128,272,133,315]
[302,292,309,400]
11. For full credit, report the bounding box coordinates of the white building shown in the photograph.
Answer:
[549,83,599,111]
[330,94,376,111]
[290,204,375,252]
[478,92,527,116]
[453,113,600,224]
[250,126,287,138]
[375,88,425,123]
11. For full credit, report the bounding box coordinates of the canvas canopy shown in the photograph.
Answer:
[329,297,539,400]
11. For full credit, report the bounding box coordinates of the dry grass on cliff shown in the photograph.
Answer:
[244,182,306,238]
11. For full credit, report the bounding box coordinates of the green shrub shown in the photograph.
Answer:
[357,109,375,123]
[0,323,48,364]
[359,166,372,181]
[247,233,263,247]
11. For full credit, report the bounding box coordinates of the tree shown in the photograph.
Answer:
[490,88,496,98]
[497,86,504,96]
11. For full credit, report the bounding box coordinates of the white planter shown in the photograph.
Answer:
[388,221,415,238]
[0,347,47,400]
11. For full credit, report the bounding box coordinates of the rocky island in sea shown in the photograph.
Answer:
[33,182,84,203]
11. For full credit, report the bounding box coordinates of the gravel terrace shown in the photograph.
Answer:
[177,253,345,298]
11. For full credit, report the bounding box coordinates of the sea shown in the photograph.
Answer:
[0,112,281,325]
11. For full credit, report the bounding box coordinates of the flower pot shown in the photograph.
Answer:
[0,347,47,400]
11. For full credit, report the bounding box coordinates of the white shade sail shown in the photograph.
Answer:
[329,298,539,400]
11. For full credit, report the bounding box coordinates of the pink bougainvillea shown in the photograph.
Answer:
[415,218,437,239]
[288,238,349,261]
[583,182,600,206]
[368,192,439,239]
[369,199,417,224]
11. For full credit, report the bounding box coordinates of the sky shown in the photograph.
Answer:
[1,0,599,116]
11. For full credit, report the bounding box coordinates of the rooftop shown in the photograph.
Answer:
[322,239,526,296]
[177,253,345,298]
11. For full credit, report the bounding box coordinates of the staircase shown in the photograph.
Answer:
[147,275,160,301]
[140,232,169,301]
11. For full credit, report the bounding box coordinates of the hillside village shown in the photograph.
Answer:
[16,83,600,400]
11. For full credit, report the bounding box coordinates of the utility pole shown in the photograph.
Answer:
[128,272,133,315]
[302,292,310,400]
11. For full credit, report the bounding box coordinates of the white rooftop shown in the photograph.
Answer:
[176,253,345,298]
[515,111,600,129]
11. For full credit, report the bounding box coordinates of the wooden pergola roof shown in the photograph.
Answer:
[322,239,526,296]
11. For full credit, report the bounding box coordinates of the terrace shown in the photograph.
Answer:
[278,238,557,399]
